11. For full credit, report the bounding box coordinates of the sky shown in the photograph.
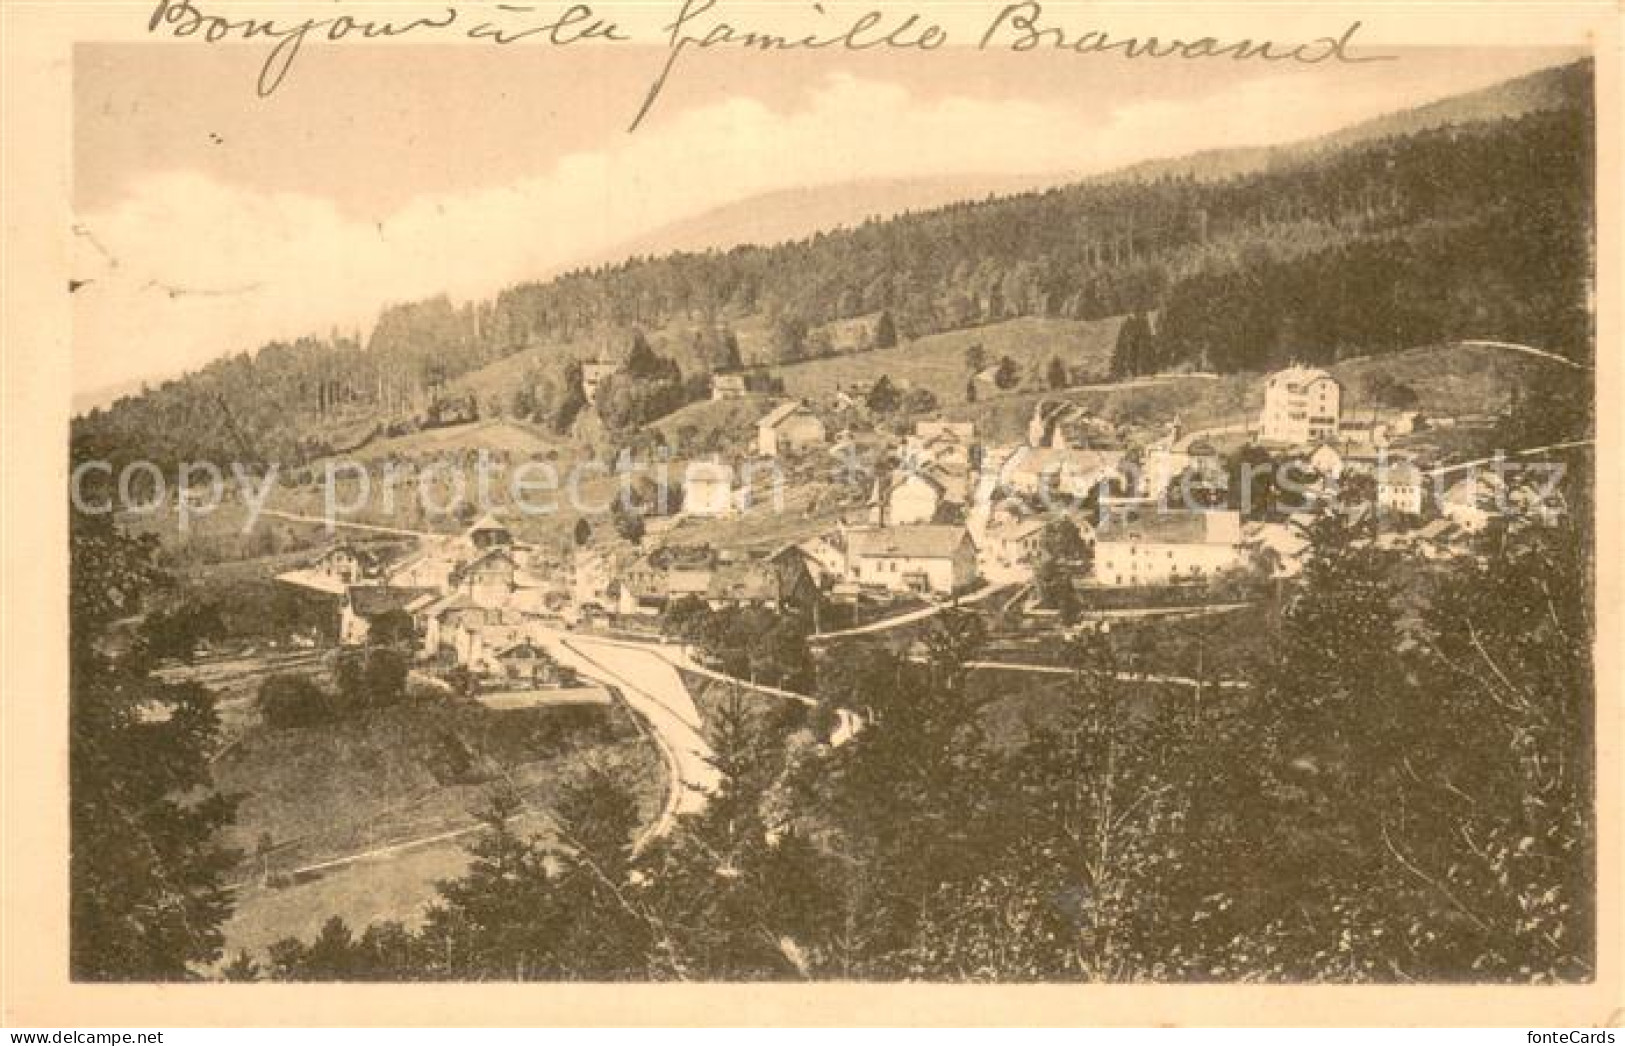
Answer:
[71,40,1582,404]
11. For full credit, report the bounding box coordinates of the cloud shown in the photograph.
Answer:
[67,65,1519,399]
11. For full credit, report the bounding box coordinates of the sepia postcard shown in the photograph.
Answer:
[1,0,1621,1028]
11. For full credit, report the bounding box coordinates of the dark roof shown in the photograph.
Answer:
[465,513,512,537]
[317,543,375,564]
[883,469,946,499]
[1379,462,1424,484]
[847,525,972,561]
[760,401,816,429]
[1094,509,1210,545]
[496,641,547,660]
[348,585,431,618]
[707,563,780,603]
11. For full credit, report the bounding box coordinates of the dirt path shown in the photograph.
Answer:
[1424,439,1594,479]
[966,661,1251,689]
[259,508,439,539]
[811,582,1012,641]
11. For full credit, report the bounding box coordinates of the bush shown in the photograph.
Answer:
[901,387,938,414]
[333,647,410,711]
[139,600,227,663]
[258,674,335,728]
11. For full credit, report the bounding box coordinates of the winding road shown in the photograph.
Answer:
[1424,439,1594,479]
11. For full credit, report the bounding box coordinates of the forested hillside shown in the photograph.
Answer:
[73,61,1593,473]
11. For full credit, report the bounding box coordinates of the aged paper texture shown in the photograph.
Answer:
[3,0,1622,1027]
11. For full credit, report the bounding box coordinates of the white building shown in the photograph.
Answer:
[711,374,748,400]
[1139,433,1221,500]
[1377,461,1426,517]
[1259,365,1342,445]
[1093,509,1247,587]
[458,548,521,609]
[872,470,945,526]
[798,533,849,586]
[276,543,374,596]
[683,460,735,518]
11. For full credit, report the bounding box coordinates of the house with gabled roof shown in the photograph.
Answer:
[1093,508,1246,587]
[872,469,946,526]
[1307,443,1346,480]
[705,562,783,610]
[982,518,1048,576]
[466,513,515,551]
[845,524,978,596]
[493,640,555,685]
[451,546,521,608]
[276,542,381,596]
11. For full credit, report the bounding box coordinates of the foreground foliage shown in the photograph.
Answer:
[70,510,239,980]
[256,509,1595,982]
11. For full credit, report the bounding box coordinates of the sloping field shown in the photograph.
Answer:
[774,315,1125,402]
[215,698,665,960]
[321,418,565,465]
[948,340,1560,444]
[652,393,778,449]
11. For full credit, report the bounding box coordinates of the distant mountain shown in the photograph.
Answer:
[1108,58,1591,184]
[609,60,1592,262]
[591,171,1085,263]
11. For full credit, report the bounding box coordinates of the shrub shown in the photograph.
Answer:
[333,647,410,712]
